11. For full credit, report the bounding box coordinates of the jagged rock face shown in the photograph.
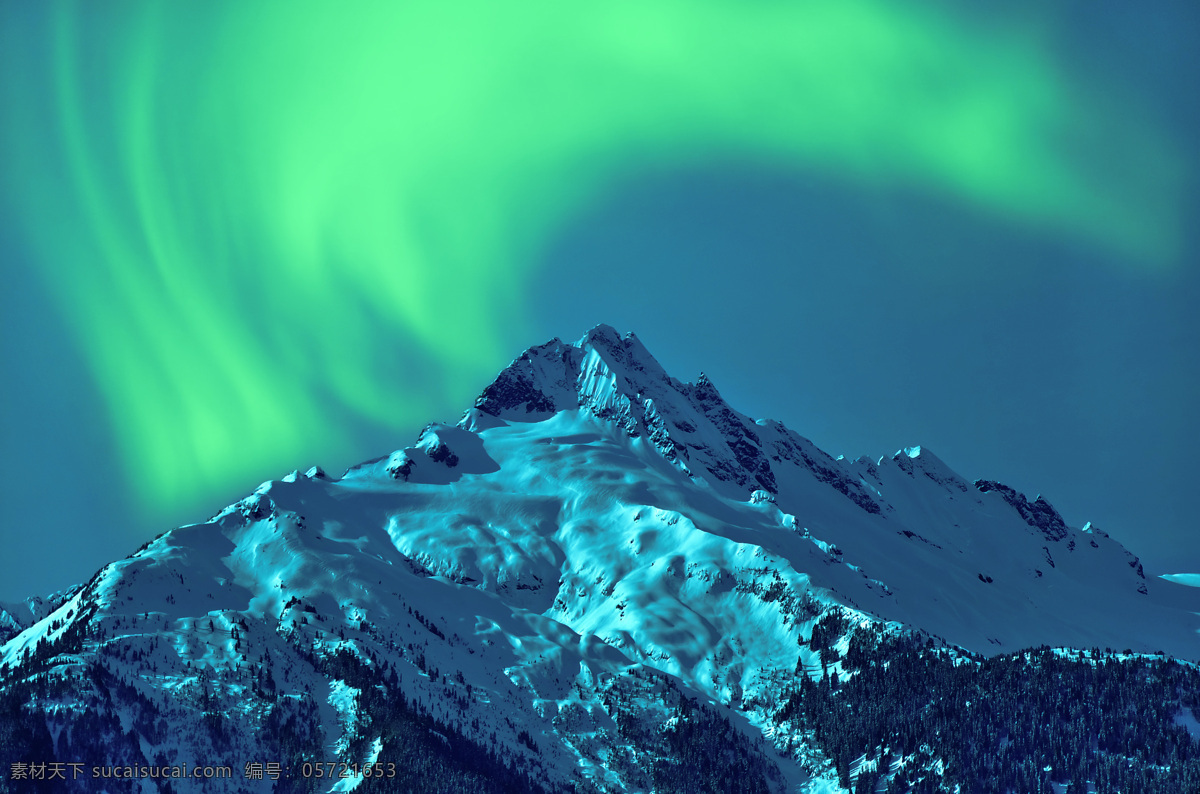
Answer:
[2,324,1197,793]
[474,339,580,418]
[974,479,1069,542]
[687,374,778,492]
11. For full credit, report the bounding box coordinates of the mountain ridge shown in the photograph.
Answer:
[2,324,1198,792]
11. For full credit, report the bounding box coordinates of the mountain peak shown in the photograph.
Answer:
[462,328,887,514]
[4,324,1196,793]
[575,322,630,356]
[465,325,678,427]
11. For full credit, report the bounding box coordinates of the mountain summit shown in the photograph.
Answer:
[467,325,881,514]
[3,325,1198,792]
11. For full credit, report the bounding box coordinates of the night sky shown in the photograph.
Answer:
[2,0,1197,604]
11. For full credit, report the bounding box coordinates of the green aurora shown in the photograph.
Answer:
[1,0,1188,523]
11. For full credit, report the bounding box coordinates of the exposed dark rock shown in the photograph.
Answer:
[975,480,1069,541]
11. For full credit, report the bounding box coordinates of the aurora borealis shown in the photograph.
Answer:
[2,0,1198,600]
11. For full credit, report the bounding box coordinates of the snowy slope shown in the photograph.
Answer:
[2,324,1198,793]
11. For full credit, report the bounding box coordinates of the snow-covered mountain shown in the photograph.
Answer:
[3,325,1199,793]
